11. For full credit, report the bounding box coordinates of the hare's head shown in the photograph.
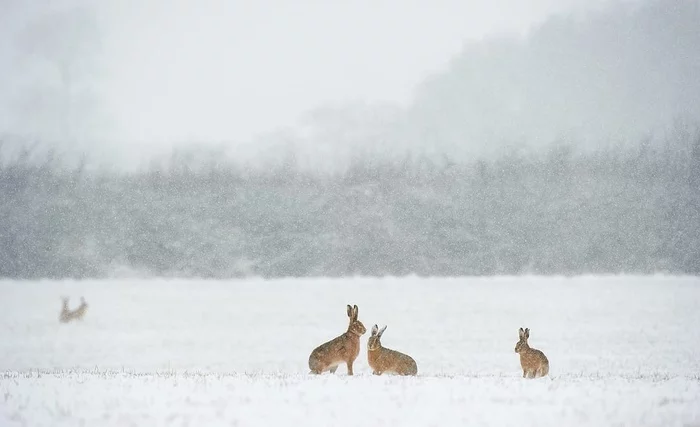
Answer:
[515,327,530,353]
[368,324,387,351]
[346,304,366,336]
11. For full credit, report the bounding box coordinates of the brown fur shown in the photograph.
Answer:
[59,297,88,323]
[514,327,549,378]
[367,324,417,376]
[308,304,366,375]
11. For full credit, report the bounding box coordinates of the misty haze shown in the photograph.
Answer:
[1,0,699,426]
[1,0,699,278]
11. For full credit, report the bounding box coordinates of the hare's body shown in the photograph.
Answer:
[309,332,362,374]
[515,327,549,378]
[309,304,366,375]
[59,297,88,323]
[367,325,417,376]
[519,348,549,378]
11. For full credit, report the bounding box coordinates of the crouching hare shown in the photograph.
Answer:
[308,304,366,375]
[514,327,549,378]
[367,324,417,376]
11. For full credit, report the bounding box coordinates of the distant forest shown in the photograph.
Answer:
[1,128,699,279]
[1,0,700,279]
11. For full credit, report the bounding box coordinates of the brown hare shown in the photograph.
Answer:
[309,304,366,375]
[59,296,88,323]
[514,327,549,378]
[367,324,417,376]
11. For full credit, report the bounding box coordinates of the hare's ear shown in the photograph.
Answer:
[352,304,359,320]
[518,327,525,339]
[347,304,353,318]
[378,325,387,337]
[371,324,379,336]
[524,328,530,338]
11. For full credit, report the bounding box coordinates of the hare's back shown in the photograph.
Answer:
[400,352,418,373]
[522,348,548,366]
[312,334,353,358]
[387,348,417,373]
[533,348,548,363]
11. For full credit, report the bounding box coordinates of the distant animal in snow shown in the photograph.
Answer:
[59,296,88,323]
[514,327,549,378]
[308,304,366,375]
[367,324,417,376]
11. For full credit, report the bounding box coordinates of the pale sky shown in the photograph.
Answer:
[1,0,616,166]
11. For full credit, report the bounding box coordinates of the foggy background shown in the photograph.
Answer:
[0,0,699,278]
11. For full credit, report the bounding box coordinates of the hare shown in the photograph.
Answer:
[367,324,417,376]
[514,327,549,378]
[59,296,88,323]
[309,304,366,375]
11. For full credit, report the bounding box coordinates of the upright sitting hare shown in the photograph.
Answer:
[309,304,366,375]
[59,296,89,323]
[514,327,549,378]
[367,324,417,376]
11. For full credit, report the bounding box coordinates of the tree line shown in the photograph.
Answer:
[1,129,698,279]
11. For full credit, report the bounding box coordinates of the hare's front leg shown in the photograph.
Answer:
[346,359,355,375]
[372,370,382,376]
[329,365,338,374]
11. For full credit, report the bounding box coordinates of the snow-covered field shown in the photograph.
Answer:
[1,275,699,426]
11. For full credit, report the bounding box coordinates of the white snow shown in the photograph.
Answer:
[1,275,699,426]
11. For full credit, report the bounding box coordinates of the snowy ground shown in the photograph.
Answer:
[0,275,699,426]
